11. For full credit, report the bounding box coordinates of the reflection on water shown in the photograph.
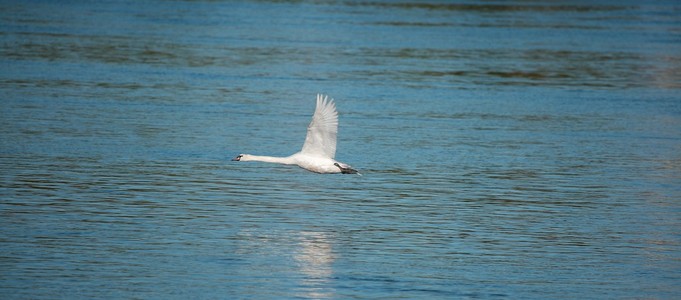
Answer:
[295,232,335,299]
[1,0,680,299]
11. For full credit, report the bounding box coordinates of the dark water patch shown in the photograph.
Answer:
[347,48,677,89]
[348,2,628,13]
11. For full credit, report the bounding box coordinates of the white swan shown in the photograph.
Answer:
[232,94,359,175]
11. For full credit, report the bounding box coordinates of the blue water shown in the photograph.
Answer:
[2,1,680,299]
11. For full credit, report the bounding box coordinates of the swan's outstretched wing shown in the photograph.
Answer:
[300,94,338,158]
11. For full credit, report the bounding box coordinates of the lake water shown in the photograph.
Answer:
[1,0,680,298]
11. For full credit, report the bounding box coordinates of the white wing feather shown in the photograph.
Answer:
[300,94,338,158]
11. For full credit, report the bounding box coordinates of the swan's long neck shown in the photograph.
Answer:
[242,154,295,165]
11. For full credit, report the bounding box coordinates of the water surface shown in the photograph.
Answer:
[1,0,680,299]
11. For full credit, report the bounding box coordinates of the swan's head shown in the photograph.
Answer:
[232,154,251,161]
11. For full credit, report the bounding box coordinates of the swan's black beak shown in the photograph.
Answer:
[232,155,242,161]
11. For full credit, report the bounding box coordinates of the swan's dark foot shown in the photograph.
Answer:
[334,163,360,175]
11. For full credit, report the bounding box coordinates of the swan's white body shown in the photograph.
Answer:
[233,94,358,175]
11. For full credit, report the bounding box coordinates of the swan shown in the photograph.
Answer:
[232,94,359,175]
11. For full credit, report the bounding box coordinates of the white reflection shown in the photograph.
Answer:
[294,231,336,299]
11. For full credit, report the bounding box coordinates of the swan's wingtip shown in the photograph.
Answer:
[316,93,333,103]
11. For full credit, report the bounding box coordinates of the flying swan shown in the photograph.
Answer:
[232,94,359,175]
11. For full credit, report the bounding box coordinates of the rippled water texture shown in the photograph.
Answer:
[1,1,680,299]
